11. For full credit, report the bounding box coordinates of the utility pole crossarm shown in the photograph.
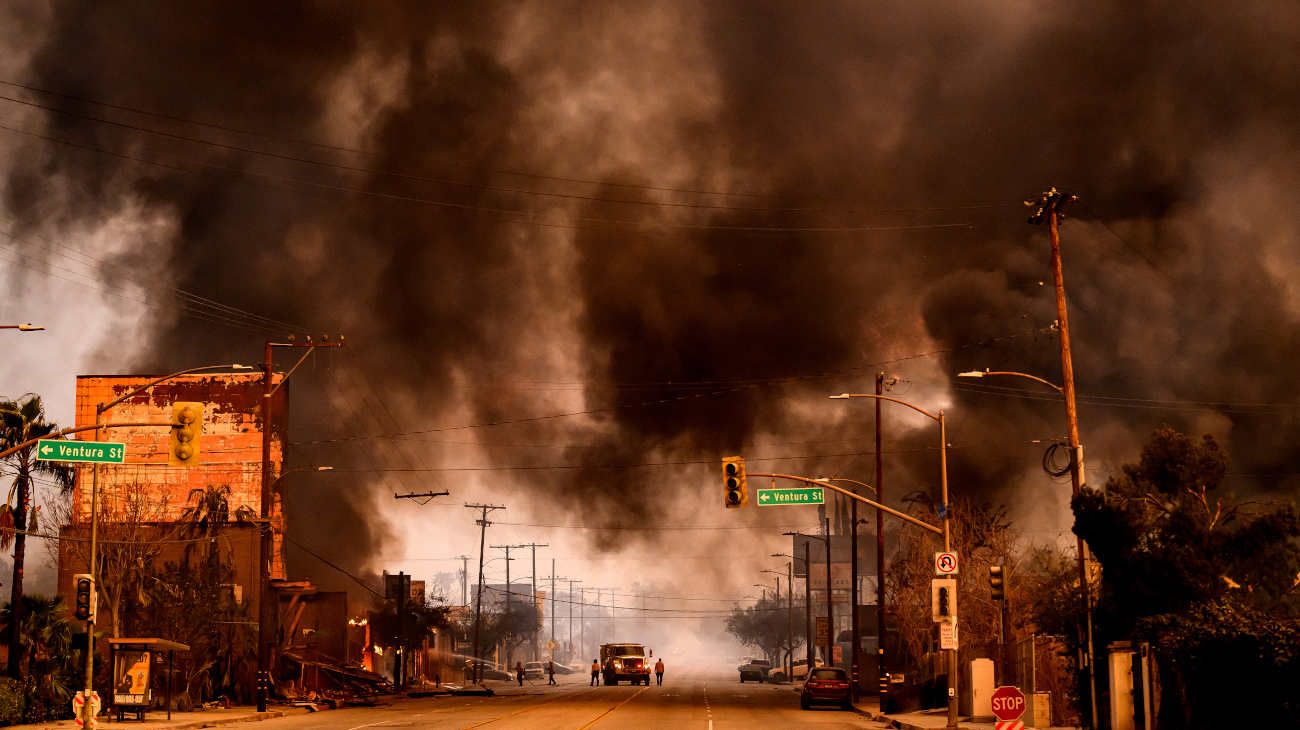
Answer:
[393,490,450,501]
[750,472,942,536]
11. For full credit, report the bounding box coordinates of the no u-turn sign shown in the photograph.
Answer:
[934,551,958,575]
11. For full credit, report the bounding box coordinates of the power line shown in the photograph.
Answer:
[282,533,385,598]
[954,380,1300,414]
[295,328,1052,447]
[0,77,1010,215]
[0,219,309,335]
[0,117,979,236]
[307,444,954,474]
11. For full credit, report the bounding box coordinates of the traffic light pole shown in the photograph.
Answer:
[876,372,888,706]
[850,493,860,699]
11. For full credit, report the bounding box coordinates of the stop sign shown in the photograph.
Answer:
[991,685,1026,721]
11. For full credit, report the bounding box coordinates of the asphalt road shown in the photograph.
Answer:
[259,667,889,729]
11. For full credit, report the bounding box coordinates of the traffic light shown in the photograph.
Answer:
[169,401,204,466]
[989,564,1005,602]
[931,578,957,621]
[721,455,747,508]
[73,573,95,622]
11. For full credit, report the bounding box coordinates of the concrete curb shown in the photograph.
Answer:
[137,709,292,730]
[5,709,300,730]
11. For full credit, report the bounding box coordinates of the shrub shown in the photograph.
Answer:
[0,678,23,725]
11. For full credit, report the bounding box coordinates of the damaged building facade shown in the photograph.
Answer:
[56,372,359,701]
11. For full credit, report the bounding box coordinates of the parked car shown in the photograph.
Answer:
[800,667,852,710]
[789,658,825,681]
[523,661,545,680]
[737,658,772,683]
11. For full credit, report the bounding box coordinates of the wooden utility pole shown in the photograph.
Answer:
[1030,187,1098,728]
[491,544,520,665]
[804,541,814,668]
[257,337,342,712]
[467,503,504,683]
[457,555,470,607]
[518,542,548,659]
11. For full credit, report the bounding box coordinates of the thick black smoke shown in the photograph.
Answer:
[4,2,1298,586]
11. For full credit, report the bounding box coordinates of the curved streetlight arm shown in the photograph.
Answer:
[828,393,939,421]
[957,369,1063,394]
[99,363,253,414]
[758,472,942,536]
[814,476,877,495]
[270,465,335,492]
[0,420,169,461]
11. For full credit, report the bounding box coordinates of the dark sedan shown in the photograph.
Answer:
[800,667,852,710]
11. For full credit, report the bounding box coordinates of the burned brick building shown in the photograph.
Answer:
[56,372,353,695]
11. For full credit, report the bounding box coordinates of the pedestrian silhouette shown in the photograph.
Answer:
[590,658,600,686]
[515,661,524,687]
[655,658,665,685]
[547,660,557,685]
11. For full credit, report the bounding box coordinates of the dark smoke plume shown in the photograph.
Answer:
[3,1,1298,590]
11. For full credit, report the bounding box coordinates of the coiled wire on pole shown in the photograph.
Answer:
[1042,441,1075,478]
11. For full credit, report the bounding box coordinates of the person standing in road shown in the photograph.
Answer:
[515,661,525,687]
[590,659,600,686]
[654,658,665,685]
[547,660,557,686]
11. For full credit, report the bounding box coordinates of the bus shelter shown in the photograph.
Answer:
[105,638,190,722]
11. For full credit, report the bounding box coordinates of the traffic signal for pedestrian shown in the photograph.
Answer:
[721,455,747,508]
[73,573,95,622]
[169,401,204,466]
[989,564,1005,602]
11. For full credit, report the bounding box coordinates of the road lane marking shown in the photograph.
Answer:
[461,686,602,728]
[345,713,429,730]
[576,684,651,729]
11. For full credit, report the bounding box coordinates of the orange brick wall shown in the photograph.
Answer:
[71,373,290,577]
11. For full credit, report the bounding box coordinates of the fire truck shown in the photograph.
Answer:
[600,643,651,686]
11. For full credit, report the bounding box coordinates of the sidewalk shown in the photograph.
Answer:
[852,698,1077,730]
[6,707,303,730]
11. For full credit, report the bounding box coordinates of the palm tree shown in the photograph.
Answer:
[180,484,232,568]
[1,395,73,677]
[1,594,74,699]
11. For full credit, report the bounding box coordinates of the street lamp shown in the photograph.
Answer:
[270,465,335,490]
[0,323,44,331]
[830,392,956,729]
[957,369,1063,393]
[80,363,251,727]
[958,367,1097,715]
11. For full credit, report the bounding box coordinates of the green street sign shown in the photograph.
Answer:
[35,439,125,464]
[756,487,825,507]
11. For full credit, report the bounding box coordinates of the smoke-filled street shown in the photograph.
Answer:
[261,667,886,730]
[1,2,1298,729]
